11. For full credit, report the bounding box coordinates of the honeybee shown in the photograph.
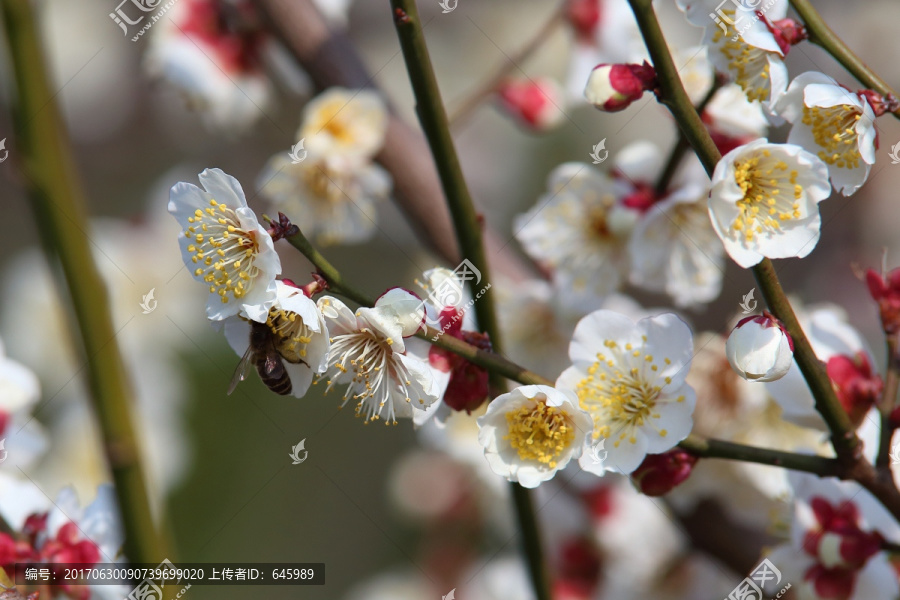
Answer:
[228,321,309,396]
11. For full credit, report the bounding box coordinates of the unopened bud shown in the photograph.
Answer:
[725,313,794,382]
[584,62,657,112]
[497,78,566,132]
[630,448,698,497]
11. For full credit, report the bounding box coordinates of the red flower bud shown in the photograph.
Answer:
[566,0,601,43]
[497,78,565,132]
[630,448,698,497]
[826,352,882,428]
[866,267,900,333]
[584,62,657,112]
[858,90,900,117]
[428,309,490,414]
[803,497,883,571]
[764,17,807,55]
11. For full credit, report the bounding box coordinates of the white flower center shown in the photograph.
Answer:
[326,329,423,425]
[712,20,775,103]
[185,199,260,304]
[732,149,802,242]
[575,338,684,447]
[802,105,863,169]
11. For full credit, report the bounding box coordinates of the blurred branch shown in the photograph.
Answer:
[789,0,900,120]
[448,4,566,130]
[0,0,166,564]
[251,0,532,282]
[626,0,859,462]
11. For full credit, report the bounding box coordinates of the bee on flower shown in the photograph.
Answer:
[476,385,593,488]
[774,72,878,196]
[708,139,832,268]
[169,168,281,323]
[556,310,697,474]
[317,289,442,425]
[257,88,392,246]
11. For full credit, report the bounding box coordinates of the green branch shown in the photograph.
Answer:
[789,0,900,120]
[0,0,166,564]
[679,435,839,476]
[627,0,859,461]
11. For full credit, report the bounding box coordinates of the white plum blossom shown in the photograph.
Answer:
[222,280,330,398]
[514,163,634,302]
[297,88,388,162]
[774,71,877,196]
[556,310,697,474]
[169,168,281,323]
[257,154,390,246]
[725,314,794,382]
[476,385,592,488]
[317,289,441,425]
[678,0,790,111]
[145,0,273,132]
[705,83,770,140]
[709,139,832,268]
[629,185,725,308]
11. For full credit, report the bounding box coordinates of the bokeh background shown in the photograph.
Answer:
[2,0,900,598]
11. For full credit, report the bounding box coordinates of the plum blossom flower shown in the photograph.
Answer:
[866,264,900,334]
[317,289,441,425]
[514,163,634,302]
[221,280,330,398]
[497,77,566,132]
[704,83,770,153]
[477,385,592,488]
[709,139,832,268]
[725,313,794,382]
[296,88,388,162]
[678,0,791,111]
[766,305,879,430]
[257,154,390,246]
[774,72,877,196]
[556,310,697,474]
[765,472,900,600]
[169,168,281,322]
[145,0,272,132]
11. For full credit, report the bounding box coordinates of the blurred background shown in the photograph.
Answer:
[2,0,900,598]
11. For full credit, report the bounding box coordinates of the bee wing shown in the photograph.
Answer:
[228,346,255,395]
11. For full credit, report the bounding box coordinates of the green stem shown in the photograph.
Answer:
[877,336,900,470]
[510,484,553,599]
[789,0,900,119]
[627,0,859,461]
[389,0,505,364]
[1,0,165,564]
[679,435,839,476]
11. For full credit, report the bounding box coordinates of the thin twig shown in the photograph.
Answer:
[679,435,840,476]
[789,0,900,120]
[877,336,900,470]
[448,4,566,130]
[0,0,166,565]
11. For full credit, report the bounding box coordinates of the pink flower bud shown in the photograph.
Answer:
[725,313,794,382]
[866,267,900,333]
[428,308,490,413]
[826,352,882,429]
[566,0,601,43]
[765,17,808,55]
[497,78,565,132]
[630,448,698,497]
[584,62,657,112]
